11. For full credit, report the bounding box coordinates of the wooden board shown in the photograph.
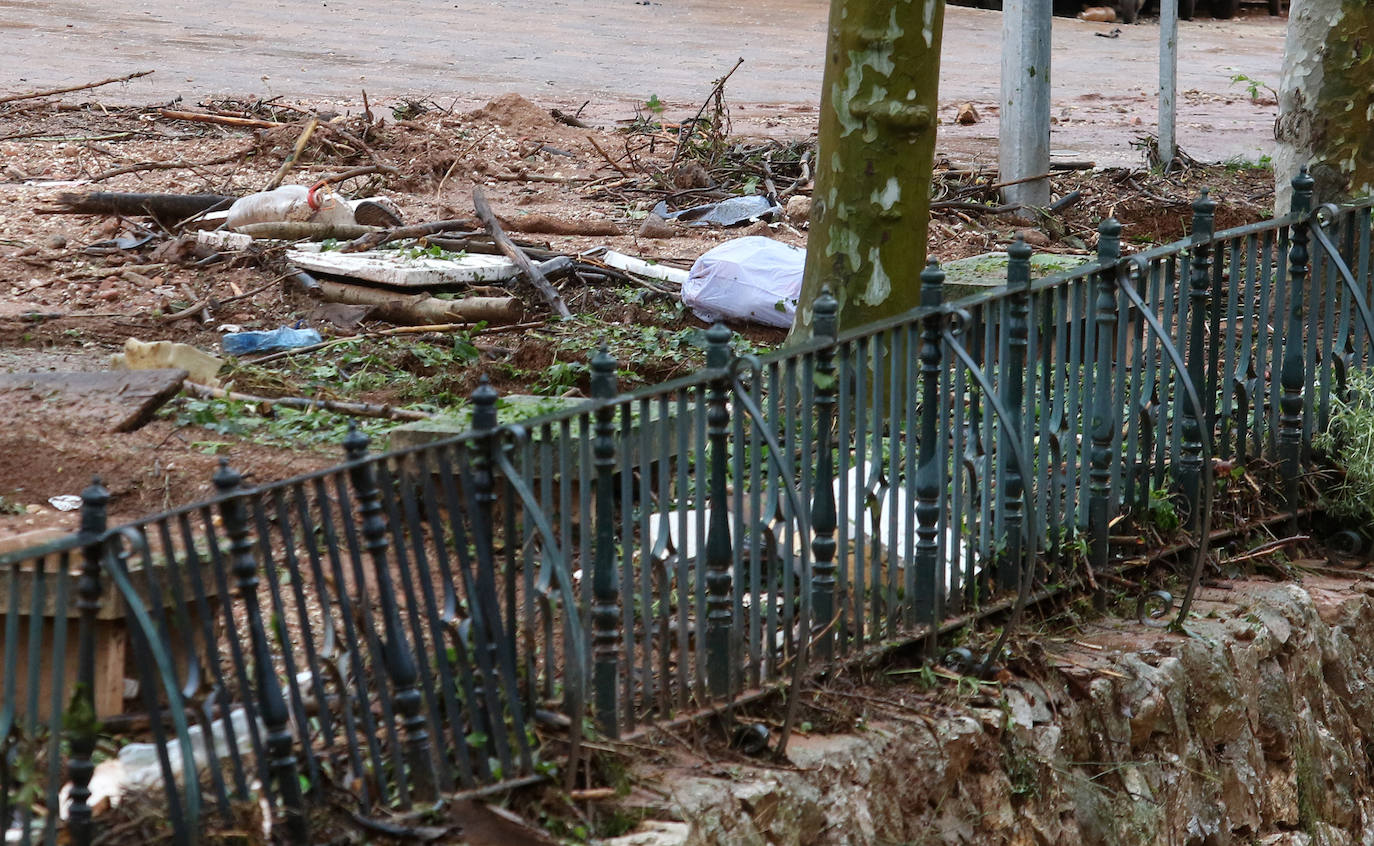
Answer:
[0,369,187,432]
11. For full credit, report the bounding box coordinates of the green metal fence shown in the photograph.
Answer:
[1,168,1366,844]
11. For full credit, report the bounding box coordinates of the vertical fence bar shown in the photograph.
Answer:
[1177,191,1216,529]
[1089,220,1122,590]
[810,290,839,663]
[342,428,436,805]
[213,461,309,843]
[1000,239,1030,593]
[915,261,945,626]
[1281,168,1315,514]
[704,324,735,699]
[65,479,107,846]
[590,347,621,736]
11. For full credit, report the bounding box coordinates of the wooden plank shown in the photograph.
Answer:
[0,369,187,432]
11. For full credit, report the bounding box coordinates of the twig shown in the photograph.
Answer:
[313,163,399,189]
[550,108,590,128]
[219,276,282,305]
[157,109,279,129]
[1222,535,1310,566]
[245,320,548,366]
[987,171,1051,192]
[340,218,479,252]
[929,200,1022,214]
[670,57,744,168]
[184,382,431,421]
[473,187,572,318]
[86,148,253,183]
[0,70,154,105]
[586,135,630,177]
[158,299,209,323]
[261,117,319,191]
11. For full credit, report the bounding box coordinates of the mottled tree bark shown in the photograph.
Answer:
[1275,0,1374,212]
[792,0,946,338]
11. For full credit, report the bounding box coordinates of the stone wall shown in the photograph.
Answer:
[606,577,1374,846]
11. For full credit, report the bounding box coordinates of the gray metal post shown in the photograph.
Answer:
[1000,0,1053,209]
[1159,0,1178,166]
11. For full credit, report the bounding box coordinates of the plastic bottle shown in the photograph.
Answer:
[221,326,323,356]
[225,184,355,230]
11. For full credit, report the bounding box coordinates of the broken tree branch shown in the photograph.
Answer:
[340,218,480,253]
[158,109,280,129]
[670,56,744,168]
[261,117,319,191]
[0,70,154,106]
[85,148,254,183]
[317,278,523,325]
[313,163,399,189]
[184,382,431,421]
[245,320,548,366]
[473,187,571,318]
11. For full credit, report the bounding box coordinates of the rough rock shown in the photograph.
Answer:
[610,579,1374,845]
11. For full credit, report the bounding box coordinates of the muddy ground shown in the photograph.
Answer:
[0,79,1273,541]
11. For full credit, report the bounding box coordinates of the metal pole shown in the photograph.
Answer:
[1000,0,1053,209]
[1159,0,1178,166]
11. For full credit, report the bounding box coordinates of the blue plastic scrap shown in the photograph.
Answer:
[221,326,323,355]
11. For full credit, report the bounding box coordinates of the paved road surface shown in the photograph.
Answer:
[3,1,1284,165]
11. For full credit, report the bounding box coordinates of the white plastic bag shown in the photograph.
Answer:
[683,236,804,328]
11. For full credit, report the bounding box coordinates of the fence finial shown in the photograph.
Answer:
[705,322,732,369]
[1097,218,1123,262]
[471,374,499,432]
[1191,189,1216,242]
[343,420,369,460]
[920,258,945,309]
[1292,166,1315,215]
[591,344,617,400]
[813,287,839,340]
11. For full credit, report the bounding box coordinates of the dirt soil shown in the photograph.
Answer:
[0,84,1274,538]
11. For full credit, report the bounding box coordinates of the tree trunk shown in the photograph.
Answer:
[1274,0,1374,212]
[792,0,946,339]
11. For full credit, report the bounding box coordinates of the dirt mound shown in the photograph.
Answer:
[468,93,560,135]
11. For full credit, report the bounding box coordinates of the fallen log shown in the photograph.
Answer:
[316,278,523,325]
[236,221,380,241]
[46,192,235,225]
[473,187,571,318]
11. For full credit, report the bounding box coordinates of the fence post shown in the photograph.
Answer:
[1280,167,1315,516]
[809,289,840,663]
[915,260,945,623]
[1002,238,1032,595]
[466,376,511,737]
[212,460,309,843]
[590,346,621,737]
[342,428,437,803]
[704,323,735,700]
[66,478,108,846]
[1178,191,1216,529]
[1089,220,1122,595]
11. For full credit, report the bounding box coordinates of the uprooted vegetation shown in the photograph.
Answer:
[0,84,1278,533]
